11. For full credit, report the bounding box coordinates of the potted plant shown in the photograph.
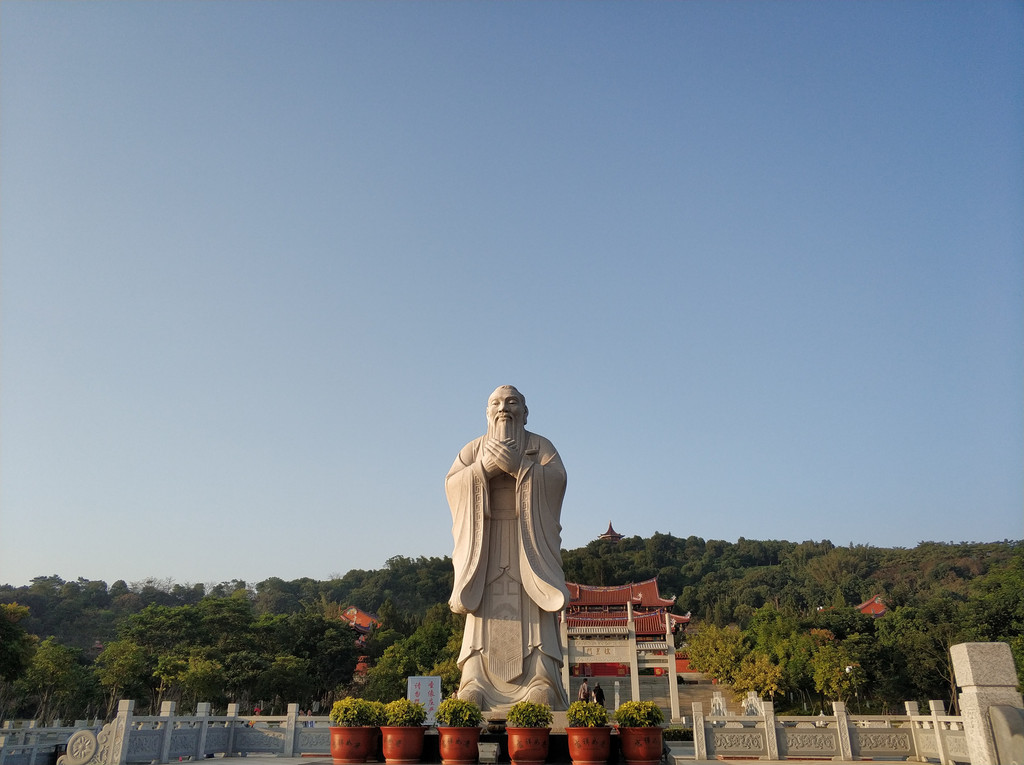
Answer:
[613,701,664,765]
[330,698,380,765]
[435,697,484,765]
[380,699,428,764]
[565,701,611,765]
[504,700,553,765]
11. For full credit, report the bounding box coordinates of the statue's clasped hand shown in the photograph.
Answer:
[483,438,523,477]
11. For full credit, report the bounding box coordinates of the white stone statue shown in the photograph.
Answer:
[446,385,570,712]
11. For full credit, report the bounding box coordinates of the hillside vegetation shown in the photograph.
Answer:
[1,536,1020,721]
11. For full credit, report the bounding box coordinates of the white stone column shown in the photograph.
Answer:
[927,700,950,765]
[225,704,240,758]
[762,700,779,761]
[158,701,176,764]
[626,601,640,703]
[283,703,299,756]
[691,702,707,760]
[113,700,136,765]
[195,702,211,760]
[560,614,570,702]
[951,642,1023,765]
[663,613,680,723]
[832,700,854,761]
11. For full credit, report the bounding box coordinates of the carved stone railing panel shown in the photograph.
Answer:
[166,728,199,760]
[851,727,914,758]
[707,727,766,758]
[230,726,284,754]
[945,729,970,761]
[780,726,839,758]
[203,728,229,753]
[295,727,330,754]
[123,730,161,763]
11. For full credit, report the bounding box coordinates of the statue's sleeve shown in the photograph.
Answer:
[446,439,488,614]
[517,436,571,613]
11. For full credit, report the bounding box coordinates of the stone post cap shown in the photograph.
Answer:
[951,642,1017,687]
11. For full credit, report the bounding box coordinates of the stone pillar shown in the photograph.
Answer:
[195,702,211,760]
[762,700,779,761]
[627,601,640,703]
[113,700,136,765]
[927,700,950,765]
[159,701,177,764]
[559,615,571,702]
[902,701,931,763]
[832,701,854,761]
[951,642,1023,765]
[691,702,707,761]
[283,704,299,757]
[225,704,240,758]
[663,614,680,723]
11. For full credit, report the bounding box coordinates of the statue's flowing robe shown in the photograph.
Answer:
[446,431,570,709]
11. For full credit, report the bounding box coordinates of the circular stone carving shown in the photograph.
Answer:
[64,730,98,765]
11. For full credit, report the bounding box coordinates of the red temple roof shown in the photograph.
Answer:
[857,595,887,618]
[566,577,676,607]
[599,521,623,541]
[340,606,381,634]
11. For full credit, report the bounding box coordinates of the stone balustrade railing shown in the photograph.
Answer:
[685,698,969,763]
[2,642,1020,765]
[0,721,102,765]
[1,702,331,765]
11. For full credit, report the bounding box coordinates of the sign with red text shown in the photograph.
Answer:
[407,676,442,726]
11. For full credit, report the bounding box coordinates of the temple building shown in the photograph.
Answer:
[339,605,381,646]
[857,595,888,618]
[560,577,690,721]
[598,521,624,542]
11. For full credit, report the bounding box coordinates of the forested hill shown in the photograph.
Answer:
[561,535,1021,625]
[2,535,1020,654]
[2,536,1021,721]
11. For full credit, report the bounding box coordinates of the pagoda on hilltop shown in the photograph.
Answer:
[560,577,690,721]
[598,521,623,542]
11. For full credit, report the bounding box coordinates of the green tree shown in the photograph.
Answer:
[94,639,149,717]
[685,624,746,685]
[257,655,312,713]
[1,603,37,682]
[811,640,863,704]
[731,651,784,702]
[17,638,97,722]
[964,548,1024,685]
[875,597,968,711]
[179,650,226,709]
[223,651,270,710]
[153,652,189,709]
[362,604,462,702]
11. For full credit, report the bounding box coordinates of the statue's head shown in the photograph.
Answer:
[486,385,528,430]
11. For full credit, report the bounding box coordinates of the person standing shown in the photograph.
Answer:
[593,683,605,707]
[577,678,590,703]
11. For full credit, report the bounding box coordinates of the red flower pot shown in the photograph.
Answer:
[506,727,550,765]
[437,726,481,765]
[617,727,663,765]
[380,725,426,764]
[330,726,378,765]
[566,726,611,765]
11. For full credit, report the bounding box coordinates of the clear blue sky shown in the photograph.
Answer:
[2,2,1021,589]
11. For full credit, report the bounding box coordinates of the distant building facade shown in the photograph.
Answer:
[560,577,690,720]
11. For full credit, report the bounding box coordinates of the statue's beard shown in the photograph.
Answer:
[487,415,525,445]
